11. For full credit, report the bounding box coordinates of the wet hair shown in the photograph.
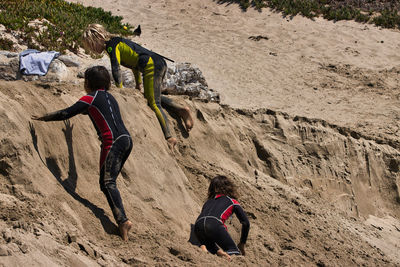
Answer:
[82,24,111,53]
[84,66,111,91]
[207,175,238,200]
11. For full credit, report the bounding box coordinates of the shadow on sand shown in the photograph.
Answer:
[29,120,119,236]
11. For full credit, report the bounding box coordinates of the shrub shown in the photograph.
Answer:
[0,37,15,51]
[0,0,135,53]
[373,9,400,28]
[221,0,400,29]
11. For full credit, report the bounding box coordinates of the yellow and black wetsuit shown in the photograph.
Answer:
[105,37,178,139]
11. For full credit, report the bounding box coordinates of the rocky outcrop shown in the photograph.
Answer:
[0,51,70,82]
[0,51,219,102]
[164,62,220,102]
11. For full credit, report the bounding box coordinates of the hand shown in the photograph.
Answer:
[237,242,245,256]
[31,115,44,121]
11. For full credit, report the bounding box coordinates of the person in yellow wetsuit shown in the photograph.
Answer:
[82,24,194,148]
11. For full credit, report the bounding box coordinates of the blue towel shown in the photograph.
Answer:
[19,49,60,76]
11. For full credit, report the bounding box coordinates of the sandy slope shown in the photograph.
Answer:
[0,79,398,266]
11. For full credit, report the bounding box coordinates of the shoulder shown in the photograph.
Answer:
[78,91,97,104]
[226,196,240,205]
[105,37,123,53]
[79,94,94,105]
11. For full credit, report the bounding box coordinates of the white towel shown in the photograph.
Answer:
[19,49,60,76]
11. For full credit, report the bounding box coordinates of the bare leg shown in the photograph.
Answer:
[216,249,231,261]
[178,106,194,132]
[161,95,194,132]
[119,220,132,241]
[167,137,177,150]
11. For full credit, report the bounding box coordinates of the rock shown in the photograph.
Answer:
[77,56,110,78]
[58,55,81,67]
[0,51,219,101]
[0,50,18,58]
[0,54,69,82]
[38,59,69,82]
[76,58,219,101]
[121,69,135,88]
[164,62,219,102]
[0,56,19,80]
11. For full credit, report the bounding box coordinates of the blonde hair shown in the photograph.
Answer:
[82,24,111,54]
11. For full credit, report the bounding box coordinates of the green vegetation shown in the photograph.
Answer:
[0,0,135,53]
[0,37,15,51]
[221,0,400,29]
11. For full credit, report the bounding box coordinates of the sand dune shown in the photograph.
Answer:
[0,0,399,266]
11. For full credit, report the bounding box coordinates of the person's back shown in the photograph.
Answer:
[196,194,247,226]
[194,176,250,260]
[105,36,156,68]
[81,89,129,143]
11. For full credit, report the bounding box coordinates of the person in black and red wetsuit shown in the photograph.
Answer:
[32,66,133,241]
[194,175,250,260]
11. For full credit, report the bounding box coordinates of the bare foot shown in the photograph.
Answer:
[200,245,207,253]
[216,249,231,261]
[167,137,177,150]
[119,220,132,241]
[179,106,194,132]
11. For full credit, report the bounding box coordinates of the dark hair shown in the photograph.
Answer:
[207,175,238,200]
[84,65,111,91]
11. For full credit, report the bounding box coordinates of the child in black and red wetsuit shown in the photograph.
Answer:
[32,66,133,241]
[194,175,250,260]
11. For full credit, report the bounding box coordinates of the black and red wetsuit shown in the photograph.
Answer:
[41,89,132,224]
[194,194,250,255]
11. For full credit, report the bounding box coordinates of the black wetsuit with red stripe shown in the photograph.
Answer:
[194,194,250,255]
[41,89,132,224]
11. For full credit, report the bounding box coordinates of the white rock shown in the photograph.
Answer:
[58,55,81,67]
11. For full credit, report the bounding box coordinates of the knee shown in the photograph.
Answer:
[100,178,116,192]
[149,102,163,114]
[145,96,156,108]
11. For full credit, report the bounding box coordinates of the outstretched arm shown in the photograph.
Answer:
[32,101,89,121]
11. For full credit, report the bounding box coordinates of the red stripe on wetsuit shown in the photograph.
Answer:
[216,194,239,228]
[79,91,113,167]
